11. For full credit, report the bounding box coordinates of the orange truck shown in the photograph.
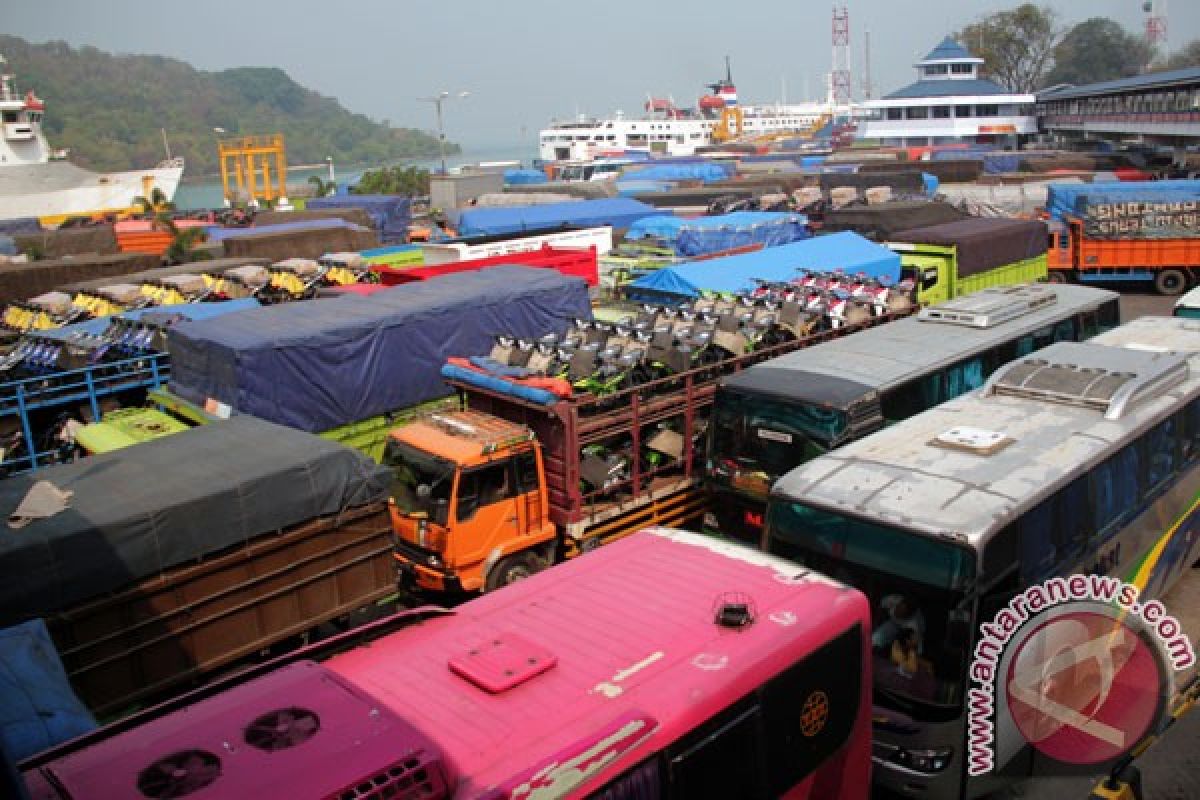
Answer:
[1045,179,1200,295]
[385,310,911,595]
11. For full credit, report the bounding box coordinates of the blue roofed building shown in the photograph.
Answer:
[857,37,1037,149]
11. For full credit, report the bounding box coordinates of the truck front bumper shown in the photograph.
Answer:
[393,544,463,594]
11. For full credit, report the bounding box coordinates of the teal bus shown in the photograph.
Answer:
[706,283,1119,540]
[764,316,1200,799]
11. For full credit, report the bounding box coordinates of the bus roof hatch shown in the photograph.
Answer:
[917,284,1057,329]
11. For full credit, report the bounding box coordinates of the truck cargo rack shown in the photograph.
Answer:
[0,353,169,474]
[450,307,916,529]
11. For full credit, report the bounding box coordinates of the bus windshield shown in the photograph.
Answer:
[383,439,455,526]
[767,500,974,716]
[710,391,847,495]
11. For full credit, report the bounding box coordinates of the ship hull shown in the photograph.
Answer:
[0,159,184,223]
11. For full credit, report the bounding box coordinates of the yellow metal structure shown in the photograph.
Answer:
[217,134,288,206]
[711,106,745,142]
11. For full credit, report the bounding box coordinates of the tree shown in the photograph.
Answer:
[1044,18,1155,88]
[955,4,1059,93]
[307,174,336,197]
[1162,39,1200,70]
[353,165,430,196]
[160,216,210,265]
[132,187,174,215]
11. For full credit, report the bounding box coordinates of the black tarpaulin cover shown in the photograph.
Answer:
[167,266,592,432]
[821,201,967,240]
[888,217,1048,278]
[0,416,389,626]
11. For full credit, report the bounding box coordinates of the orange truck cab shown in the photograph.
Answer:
[386,410,557,593]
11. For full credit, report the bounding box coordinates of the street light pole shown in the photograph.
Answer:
[419,90,469,175]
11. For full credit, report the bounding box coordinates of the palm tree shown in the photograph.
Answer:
[308,175,336,197]
[158,215,210,265]
[132,187,175,215]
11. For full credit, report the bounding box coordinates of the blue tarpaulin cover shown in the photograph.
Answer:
[0,218,41,235]
[626,212,810,256]
[620,163,734,184]
[0,619,96,761]
[1045,180,1200,238]
[205,218,368,243]
[454,198,659,236]
[504,169,549,186]
[168,266,591,432]
[627,232,900,299]
[305,195,412,243]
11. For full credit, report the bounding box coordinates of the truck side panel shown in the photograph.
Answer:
[954,252,1047,296]
[1074,236,1200,272]
[49,504,394,717]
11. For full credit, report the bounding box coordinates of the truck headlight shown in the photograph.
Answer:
[427,553,442,569]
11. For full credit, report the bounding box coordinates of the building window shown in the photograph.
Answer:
[886,108,903,120]
[951,63,974,74]
[955,105,972,118]
[923,64,948,77]
[932,106,951,118]
[905,106,929,119]
[976,104,999,117]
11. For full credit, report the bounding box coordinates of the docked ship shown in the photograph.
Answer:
[0,54,184,224]
[538,61,833,162]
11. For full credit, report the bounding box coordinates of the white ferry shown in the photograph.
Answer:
[0,54,184,224]
[537,63,832,162]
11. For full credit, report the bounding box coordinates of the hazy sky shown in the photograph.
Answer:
[6,0,1199,150]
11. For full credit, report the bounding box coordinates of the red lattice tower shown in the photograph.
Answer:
[832,5,851,108]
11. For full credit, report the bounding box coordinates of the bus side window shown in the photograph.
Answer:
[1052,318,1075,342]
[587,757,662,800]
[1090,445,1141,542]
[1142,418,1177,492]
[1018,498,1057,583]
[1079,311,1100,339]
[1097,299,1120,332]
[945,357,984,398]
[1183,399,1200,464]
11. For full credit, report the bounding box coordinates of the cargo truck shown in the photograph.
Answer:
[0,416,395,718]
[1044,179,1200,295]
[884,217,1049,306]
[387,309,913,594]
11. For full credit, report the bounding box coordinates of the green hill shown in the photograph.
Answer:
[0,35,455,176]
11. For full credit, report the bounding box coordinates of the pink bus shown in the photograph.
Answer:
[20,529,871,800]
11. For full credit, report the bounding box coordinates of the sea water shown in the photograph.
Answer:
[173,144,534,211]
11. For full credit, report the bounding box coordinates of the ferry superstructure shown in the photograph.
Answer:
[0,54,184,224]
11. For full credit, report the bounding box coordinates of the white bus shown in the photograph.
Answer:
[764,315,1200,799]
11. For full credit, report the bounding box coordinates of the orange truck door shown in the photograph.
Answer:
[451,459,521,589]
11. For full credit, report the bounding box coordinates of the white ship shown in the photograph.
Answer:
[538,62,833,162]
[0,54,184,224]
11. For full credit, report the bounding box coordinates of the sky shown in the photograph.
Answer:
[5,0,1200,152]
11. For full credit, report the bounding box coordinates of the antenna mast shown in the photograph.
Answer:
[862,28,873,101]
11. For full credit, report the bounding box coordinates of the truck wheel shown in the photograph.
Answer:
[485,553,540,592]
[1154,269,1188,296]
[1046,270,1070,284]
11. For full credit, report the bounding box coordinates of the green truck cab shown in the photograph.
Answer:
[886,217,1048,306]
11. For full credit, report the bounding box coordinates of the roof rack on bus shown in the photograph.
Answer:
[916,284,1057,329]
[983,341,1190,420]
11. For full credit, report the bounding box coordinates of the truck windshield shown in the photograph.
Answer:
[383,439,455,526]
[709,390,845,494]
[766,500,974,718]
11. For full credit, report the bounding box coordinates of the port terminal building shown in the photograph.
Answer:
[856,37,1037,149]
[1037,67,1200,148]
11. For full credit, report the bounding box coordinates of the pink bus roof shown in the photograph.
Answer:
[325,528,869,796]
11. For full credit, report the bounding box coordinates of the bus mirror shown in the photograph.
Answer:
[417,484,432,499]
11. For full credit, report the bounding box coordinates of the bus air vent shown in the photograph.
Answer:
[917,284,1056,329]
[136,750,221,799]
[713,592,757,629]
[983,342,1189,419]
[243,707,321,751]
[929,426,1014,456]
[448,632,557,693]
